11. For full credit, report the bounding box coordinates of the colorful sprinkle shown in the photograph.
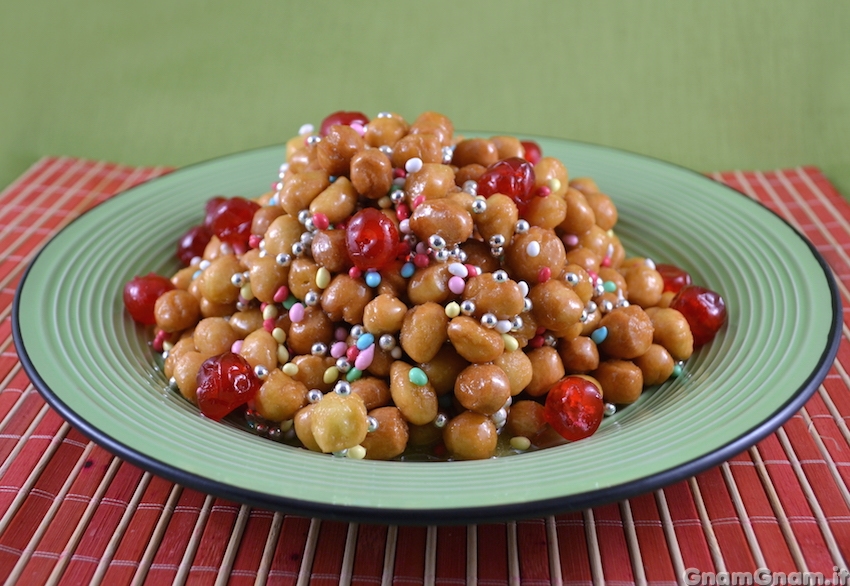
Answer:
[282,362,298,376]
[316,267,331,289]
[330,341,347,359]
[356,333,375,351]
[672,362,684,377]
[413,253,430,268]
[510,436,532,451]
[408,367,428,386]
[354,344,375,371]
[323,366,340,385]
[231,340,243,354]
[448,276,466,295]
[591,326,609,345]
[401,262,415,278]
[405,157,424,174]
[277,345,290,364]
[563,234,579,247]
[495,320,512,334]
[603,280,617,293]
[448,262,468,278]
[263,319,275,332]
[412,195,425,209]
[348,267,362,279]
[365,271,382,288]
[346,367,363,382]
[501,334,520,352]
[445,301,461,318]
[272,327,287,344]
[273,286,289,303]
[289,302,305,323]
[346,345,359,362]
[537,267,552,282]
[526,241,541,257]
[347,445,367,459]
[312,213,330,230]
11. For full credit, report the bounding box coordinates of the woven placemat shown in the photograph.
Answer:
[0,158,847,584]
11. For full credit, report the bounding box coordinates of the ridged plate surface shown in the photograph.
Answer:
[13,137,841,524]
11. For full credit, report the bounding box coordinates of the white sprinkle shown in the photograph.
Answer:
[645,257,656,270]
[448,262,469,278]
[526,241,541,258]
[405,157,424,174]
[298,123,314,136]
[399,219,411,234]
[198,259,211,271]
[495,320,513,334]
[518,281,529,297]
[392,176,406,186]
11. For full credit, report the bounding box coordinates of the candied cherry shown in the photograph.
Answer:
[544,376,604,441]
[345,208,400,271]
[195,352,261,421]
[520,140,542,165]
[656,263,692,294]
[123,272,175,325]
[206,196,260,250]
[176,224,212,266]
[320,110,370,136]
[670,285,727,347]
[203,196,227,231]
[476,157,536,209]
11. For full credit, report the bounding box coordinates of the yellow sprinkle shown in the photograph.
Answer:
[263,304,279,321]
[280,419,293,432]
[323,366,340,385]
[272,327,287,344]
[277,345,290,365]
[377,195,393,209]
[162,341,174,353]
[240,284,255,301]
[547,178,561,193]
[510,436,532,451]
[282,362,298,376]
[347,445,367,459]
[316,267,332,289]
[445,301,461,318]
[501,333,519,352]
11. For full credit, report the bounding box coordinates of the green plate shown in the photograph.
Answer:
[13,137,841,524]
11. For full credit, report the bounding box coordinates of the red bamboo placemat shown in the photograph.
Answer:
[1,157,848,584]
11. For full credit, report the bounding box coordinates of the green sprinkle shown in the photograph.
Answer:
[603,280,617,293]
[346,367,363,382]
[408,367,428,386]
[672,363,684,377]
[282,295,298,310]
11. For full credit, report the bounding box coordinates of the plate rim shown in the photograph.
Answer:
[11,138,843,525]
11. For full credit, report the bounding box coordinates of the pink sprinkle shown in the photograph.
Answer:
[348,267,362,279]
[412,195,425,209]
[396,203,410,221]
[153,330,168,353]
[231,340,243,354]
[354,344,375,371]
[350,122,366,136]
[335,327,348,341]
[536,326,547,335]
[346,346,360,362]
[260,302,268,311]
[415,241,428,255]
[529,336,545,348]
[538,267,552,283]
[413,253,430,268]
[289,303,305,323]
[394,168,406,179]
[273,286,289,303]
[249,234,262,249]
[465,264,479,277]
[601,256,612,267]
[563,234,579,247]
[536,186,551,197]
[331,341,347,358]
[588,270,599,283]
[263,319,275,332]
[312,212,330,230]
[448,276,466,295]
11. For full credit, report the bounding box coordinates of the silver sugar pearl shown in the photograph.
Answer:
[254,365,269,379]
[492,269,509,282]
[378,334,396,351]
[434,249,450,262]
[306,135,321,146]
[565,272,579,285]
[350,325,364,339]
[481,313,497,328]
[604,403,617,417]
[544,334,557,347]
[460,300,476,315]
[311,342,327,356]
[267,426,282,440]
[367,416,379,432]
[434,413,448,428]
[523,298,533,312]
[488,234,505,247]
[304,291,320,306]
[379,145,394,158]
[471,198,487,213]
[332,449,348,458]
[276,253,291,266]
[390,188,405,203]
[617,299,630,308]
[303,218,316,232]
[490,246,504,257]
[336,357,351,373]
[441,146,454,164]
[511,316,523,331]
[586,301,598,314]
[601,299,614,313]
[428,234,446,250]
[300,231,314,247]
[377,111,392,118]
[291,242,305,256]
[298,209,311,224]
[515,219,530,234]
[580,310,589,323]
[334,381,351,395]
[230,273,245,287]
[307,389,323,403]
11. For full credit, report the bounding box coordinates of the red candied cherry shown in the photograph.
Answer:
[203,196,227,231]
[123,272,175,325]
[206,196,260,249]
[320,111,370,136]
[656,263,692,294]
[195,352,261,421]
[544,376,604,441]
[670,285,727,347]
[176,224,212,266]
[520,140,542,165]
[345,208,400,271]
[476,157,536,209]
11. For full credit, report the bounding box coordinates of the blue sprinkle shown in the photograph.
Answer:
[365,271,382,287]
[401,262,415,278]
[603,280,617,293]
[672,363,684,377]
[356,333,375,351]
[591,326,608,345]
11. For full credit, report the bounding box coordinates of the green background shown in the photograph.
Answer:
[1,1,848,196]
